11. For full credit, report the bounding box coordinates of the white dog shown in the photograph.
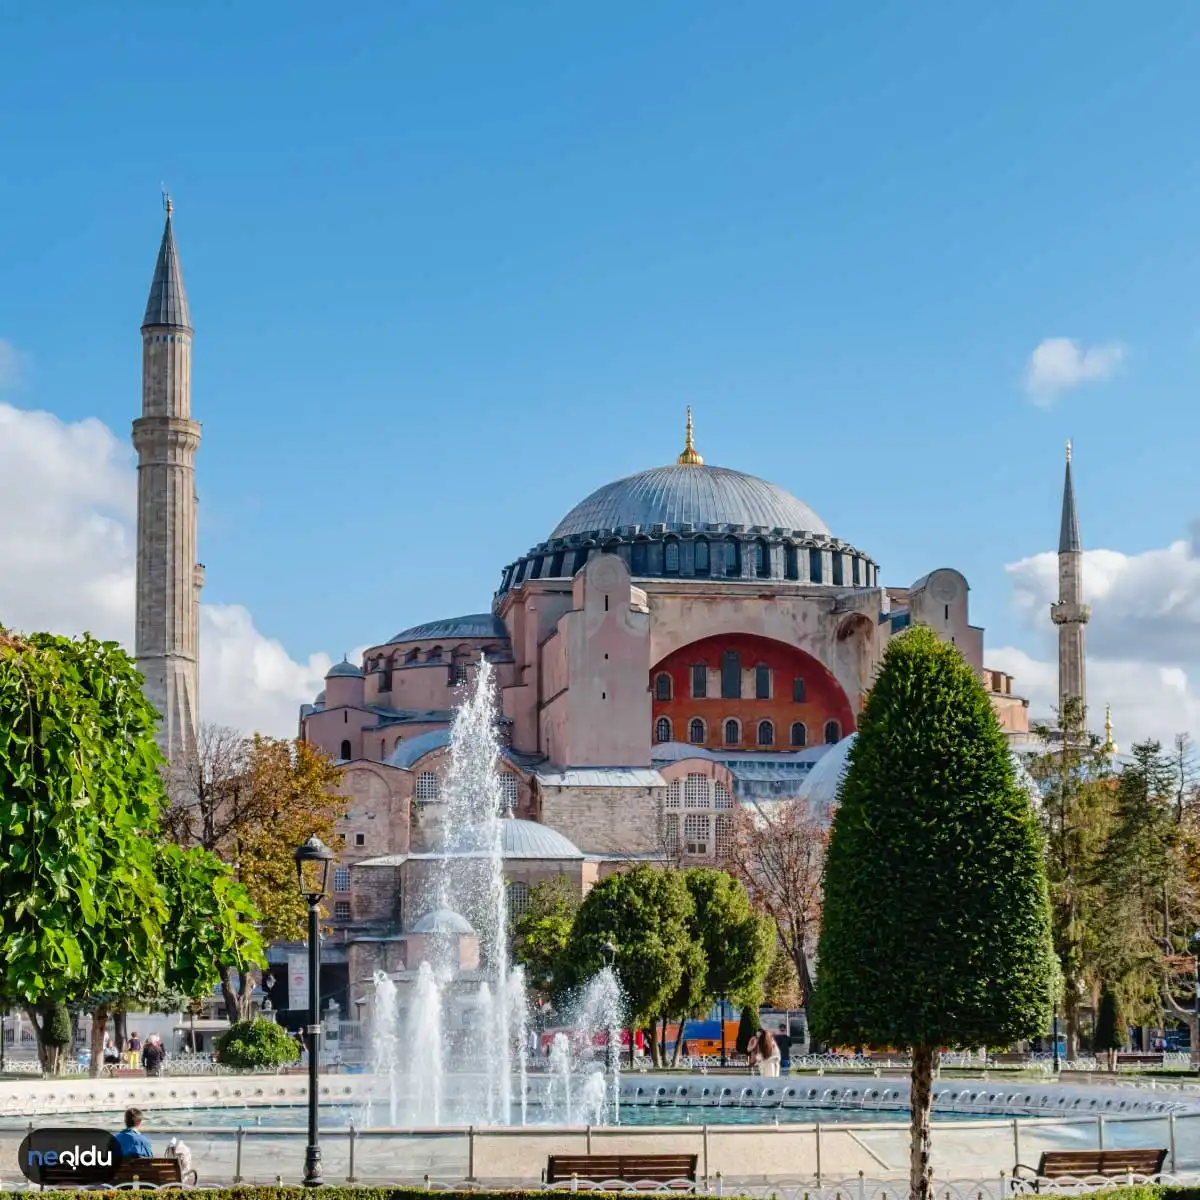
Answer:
[166,1138,195,1183]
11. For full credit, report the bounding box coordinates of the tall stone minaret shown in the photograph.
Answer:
[1050,440,1089,731]
[133,197,202,768]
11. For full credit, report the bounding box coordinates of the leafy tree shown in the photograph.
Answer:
[725,799,827,1019]
[216,1018,300,1069]
[167,726,345,1020]
[763,944,801,1010]
[811,626,1055,1200]
[555,865,694,1066]
[512,876,578,996]
[661,869,772,1064]
[735,1003,761,1054]
[0,630,168,1072]
[1093,984,1125,1070]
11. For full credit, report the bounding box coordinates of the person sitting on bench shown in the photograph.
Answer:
[113,1108,153,1159]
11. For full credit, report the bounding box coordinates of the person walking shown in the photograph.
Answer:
[142,1036,165,1077]
[749,1030,782,1078]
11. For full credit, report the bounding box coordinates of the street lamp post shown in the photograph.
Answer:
[1052,1006,1061,1073]
[295,835,333,1188]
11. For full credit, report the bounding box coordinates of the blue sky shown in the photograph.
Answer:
[2,1,1199,687]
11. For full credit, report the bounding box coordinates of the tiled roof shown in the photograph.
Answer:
[142,213,191,329]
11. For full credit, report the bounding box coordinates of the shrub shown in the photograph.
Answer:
[215,1019,301,1069]
[734,1004,761,1054]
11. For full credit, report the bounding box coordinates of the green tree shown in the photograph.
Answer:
[555,865,694,1066]
[216,1018,300,1069]
[1026,698,1115,1059]
[0,630,168,1072]
[811,626,1055,1200]
[512,876,578,996]
[1093,984,1125,1070]
[763,943,801,1010]
[662,869,772,1063]
[735,1003,761,1054]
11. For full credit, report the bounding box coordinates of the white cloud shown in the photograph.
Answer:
[1024,337,1125,404]
[0,339,23,390]
[0,399,331,736]
[989,533,1200,746]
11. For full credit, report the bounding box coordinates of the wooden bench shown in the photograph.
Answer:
[546,1154,698,1189]
[1117,1052,1165,1066]
[1013,1149,1166,1190]
[38,1156,194,1189]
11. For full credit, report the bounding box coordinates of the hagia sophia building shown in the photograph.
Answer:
[134,205,1087,1006]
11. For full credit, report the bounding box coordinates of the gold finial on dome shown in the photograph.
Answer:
[677,406,704,466]
[1101,703,1117,755]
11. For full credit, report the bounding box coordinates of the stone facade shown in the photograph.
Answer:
[134,205,202,769]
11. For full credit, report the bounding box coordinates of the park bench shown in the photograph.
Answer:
[989,1052,1032,1065]
[1012,1149,1166,1191]
[1116,1052,1165,1066]
[38,1156,195,1189]
[545,1154,698,1189]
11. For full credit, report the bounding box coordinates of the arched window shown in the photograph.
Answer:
[725,538,741,577]
[688,718,706,745]
[509,881,530,918]
[655,672,673,701]
[809,549,823,584]
[691,663,707,698]
[573,547,590,574]
[499,773,519,811]
[631,540,648,575]
[664,538,680,574]
[785,543,799,580]
[721,650,741,699]
[530,556,544,579]
[824,720,841,745]
[694,538,710,575]
[655,716,672,743]
[723,719,740,746]
[405,647,419,663]
[757,720,775,746]
[755,539,770,578]
[415,772,440,802]
[339,739,352,760]
[427,645,443,663]
[790,721,807,747]
[452,657,470,684]
[755,665,771,700]
[793,677,806,702]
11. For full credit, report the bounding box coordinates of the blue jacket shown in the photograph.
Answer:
[114,1128,153,1159]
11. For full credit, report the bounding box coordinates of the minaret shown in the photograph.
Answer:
[133,196,203,768]
[1050,440,1090,733]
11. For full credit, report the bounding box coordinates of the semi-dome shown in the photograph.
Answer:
[411,908,475,935]
[551,464,830,540]
[388,613,509,644]
[797,733,1043,820]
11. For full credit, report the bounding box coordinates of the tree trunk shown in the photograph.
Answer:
[647,1021,661,1068]
[237,967,258,1021]
[909,1044,935,1200]
[89,1006,109,1079]
[1065,997,1079,1062]
[220,964,241,1024]
[26,1006,62,1077]
[670,1019,684,1067]
[113,1010,127,1052]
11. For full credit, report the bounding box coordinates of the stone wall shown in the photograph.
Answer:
[537,783,664,855]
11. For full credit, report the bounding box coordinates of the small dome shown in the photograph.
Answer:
[411,908,474,935]
[551,464,830,540]
[389,614,509,643]
[499,818,582,860]
[314,689,326,705]
[797,732,1043,819]
[326,659,363,679]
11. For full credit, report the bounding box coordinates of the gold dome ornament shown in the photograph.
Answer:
[676,407,704,466]
[1101,703,1118,756]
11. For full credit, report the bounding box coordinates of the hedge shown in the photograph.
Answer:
[37,1191,679,1200]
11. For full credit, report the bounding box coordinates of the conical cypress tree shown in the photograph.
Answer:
[811,625,1055,1200]
[735,1003,761,1054]
[1093,986,1124,1070]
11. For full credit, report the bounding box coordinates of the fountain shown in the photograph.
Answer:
[368,660,624,1127]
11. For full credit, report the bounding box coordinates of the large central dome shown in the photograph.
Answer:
[552,464,830,539]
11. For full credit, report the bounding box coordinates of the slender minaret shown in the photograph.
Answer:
[133,196,202,768]
[1050,440,1089,732]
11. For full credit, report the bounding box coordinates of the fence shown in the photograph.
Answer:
[3,1112,1200,1189]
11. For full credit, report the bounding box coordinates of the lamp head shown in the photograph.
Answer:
[294,835,334,902]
